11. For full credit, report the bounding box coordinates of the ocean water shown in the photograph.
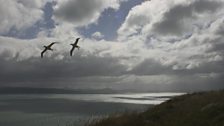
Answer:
[0,93,184,126]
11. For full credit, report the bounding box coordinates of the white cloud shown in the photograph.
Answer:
[0,0,46,34]
[118,0,224,40]
[92,31,104,39]
[48,23,80,39]
[117,1,152,40]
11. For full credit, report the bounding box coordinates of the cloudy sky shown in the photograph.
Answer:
[0,0,224,92]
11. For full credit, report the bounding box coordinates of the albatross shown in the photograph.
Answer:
[41,42,58,58]
[70,38,80,56]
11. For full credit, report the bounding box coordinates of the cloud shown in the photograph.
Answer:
[0,36,130,88]
[117,0,224,70]
[0,33,224,91]
[53,0,125,26]
[92,31,104,39]
[0,54,127,83]
[152,0,223,36]
[118,0,224,40]
[0,0,46,34]
[0,0,224,91]
[117,1,151,40]
[115,0,224,91]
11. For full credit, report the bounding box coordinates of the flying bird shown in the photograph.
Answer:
[70,38,80,56]
[41,42,58,58]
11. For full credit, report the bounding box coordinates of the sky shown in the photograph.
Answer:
[0,0,224,92]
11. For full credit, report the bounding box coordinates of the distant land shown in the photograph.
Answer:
[88,90,224,126]
[0,87,121,94]
[0,87,186,94]
[0,87,183,94]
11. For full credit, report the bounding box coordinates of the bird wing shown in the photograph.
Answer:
[41,48,47,58]
[48,42,58,48]
[75,38,80,45]
[70,46,75,56]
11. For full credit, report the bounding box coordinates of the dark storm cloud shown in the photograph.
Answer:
[210,43,224,53]
[167,73,224,92]
[128,59,169,75]
[153,0,223,36]
[215,24,224,36]
[129,58,224,76]
[0,52,127,85]
[204,36,224,53]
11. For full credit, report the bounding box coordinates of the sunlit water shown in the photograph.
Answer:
[0,93,184,126]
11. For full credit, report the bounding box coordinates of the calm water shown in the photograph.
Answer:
[0,93,184,126]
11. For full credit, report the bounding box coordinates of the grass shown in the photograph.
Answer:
[87,90,224,126]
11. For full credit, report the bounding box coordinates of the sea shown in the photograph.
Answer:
[0,93,184,126]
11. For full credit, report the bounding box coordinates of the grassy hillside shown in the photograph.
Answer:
[88,90,224,126]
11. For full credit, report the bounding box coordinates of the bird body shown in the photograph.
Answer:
[41,42,58,58]
[70,38,80,56]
